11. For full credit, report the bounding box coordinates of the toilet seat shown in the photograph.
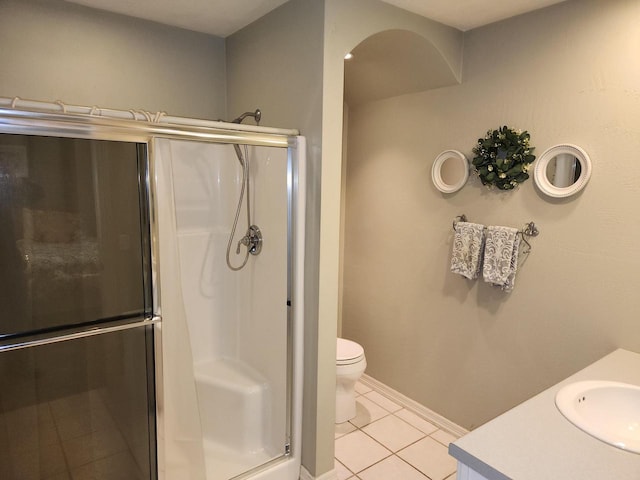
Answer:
[337,338,365,365]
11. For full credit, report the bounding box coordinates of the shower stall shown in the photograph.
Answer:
[0,98,305,480]
[154,136,305,480]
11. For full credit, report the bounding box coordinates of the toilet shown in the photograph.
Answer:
[335,337,367,423]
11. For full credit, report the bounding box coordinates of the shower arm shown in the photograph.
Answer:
[232,109,261,125]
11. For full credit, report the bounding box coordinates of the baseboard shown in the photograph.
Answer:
[299,466,338,480]
[360,374,469,438]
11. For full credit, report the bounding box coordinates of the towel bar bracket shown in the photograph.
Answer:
[523,221,539,238]
[452,214,467,231]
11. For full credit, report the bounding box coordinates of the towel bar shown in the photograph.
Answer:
[452,214,539,254]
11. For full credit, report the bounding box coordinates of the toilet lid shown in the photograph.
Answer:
[337,338,364,364]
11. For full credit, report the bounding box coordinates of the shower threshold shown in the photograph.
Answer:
[203,439,273,480]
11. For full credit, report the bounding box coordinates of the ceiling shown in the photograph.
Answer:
[64,0,291,38]
[379,0,566,32]
[64,0,567,37]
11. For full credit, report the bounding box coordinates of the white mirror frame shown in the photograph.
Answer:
[432,150,469,194]
[533,144,592,198]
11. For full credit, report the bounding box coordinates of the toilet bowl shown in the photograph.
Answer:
[335,338,367,423]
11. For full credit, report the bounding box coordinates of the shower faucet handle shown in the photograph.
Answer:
[236,237,247,254]
[238,225,263,256]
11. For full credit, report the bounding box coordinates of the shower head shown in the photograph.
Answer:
[232,109,261,125]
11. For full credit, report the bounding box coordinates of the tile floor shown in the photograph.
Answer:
[0,389,148,480]
[334,381,459,480]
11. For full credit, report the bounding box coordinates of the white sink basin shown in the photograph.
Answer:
[555,380,640,454]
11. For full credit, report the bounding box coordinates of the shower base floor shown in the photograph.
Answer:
[203,439,273,480]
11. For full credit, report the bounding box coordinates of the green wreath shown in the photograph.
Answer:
[472,126,536,190]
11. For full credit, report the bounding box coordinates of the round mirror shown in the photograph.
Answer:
[534,144,592,198]
[432,150,469,194]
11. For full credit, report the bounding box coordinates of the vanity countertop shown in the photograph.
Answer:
[449,348,640,480]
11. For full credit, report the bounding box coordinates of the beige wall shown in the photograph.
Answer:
[316,0,463,474]
[311,0,464,475]
[325,0,464,338]
[342,0,640,430]
[227,0,464,475]
[0,0,227,119]
[226,0,328,475]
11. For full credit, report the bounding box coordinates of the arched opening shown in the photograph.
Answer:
[333,26,465,474]
[344,29,459,107]
[337,29,461,374]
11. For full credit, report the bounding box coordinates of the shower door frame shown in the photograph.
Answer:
[0,107,305,480]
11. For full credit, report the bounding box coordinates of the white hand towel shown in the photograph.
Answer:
[482,226,521,292]
[450,222,485,280]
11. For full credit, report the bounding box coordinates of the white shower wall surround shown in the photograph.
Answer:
[154,136,305,480]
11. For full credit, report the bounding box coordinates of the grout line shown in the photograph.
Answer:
[359,374,468,437]
[49,399,73,479]
[357,425,395,454]
[336,380,460,480]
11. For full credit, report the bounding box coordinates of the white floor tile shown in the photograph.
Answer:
[394,409,439,435]
[70,451,143,480]
[7,416,59,453]
[49,391,107,421]
[363,391,402,413]
[397,437,457,480]
[62,427,127,468]
[358,455,429,480]
[335,430,392,474]
[335,459,354,480]
[354,381,372,395]
[10,440,68,479]
[350,397,390,428]
[55,407,116,442]
[335,421,357,439]
[362,415,425,452]
[431,429,458,447]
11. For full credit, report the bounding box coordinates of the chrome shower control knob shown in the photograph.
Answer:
[246,225,263,255]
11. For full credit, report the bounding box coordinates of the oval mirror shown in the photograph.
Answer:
[432,150,469,194]
[534,144,592,198]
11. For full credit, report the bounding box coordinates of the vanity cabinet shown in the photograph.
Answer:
[455,463,492,480]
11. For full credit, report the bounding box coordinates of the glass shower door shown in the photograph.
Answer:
[0,328,156,479]
[0,133,156,479]
[155,138,291,480]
